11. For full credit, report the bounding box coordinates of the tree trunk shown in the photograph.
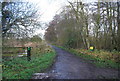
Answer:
[117,2,120,51]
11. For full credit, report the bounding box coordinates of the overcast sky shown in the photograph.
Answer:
[27,0,97,37]
[26,0,118,38]
[1,0,119,38]
[28,0,70,37]
[29,0,98,23]
[28,0,69,23]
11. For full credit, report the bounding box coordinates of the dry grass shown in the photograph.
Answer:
[75,49,120,63]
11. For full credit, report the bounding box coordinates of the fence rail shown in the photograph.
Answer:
[2,47,28,58]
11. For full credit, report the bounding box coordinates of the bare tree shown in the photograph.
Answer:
[1,1,41,46]
[2,1,41,38]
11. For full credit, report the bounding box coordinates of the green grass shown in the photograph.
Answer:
[3,51,56,79]
[57,45,119,69]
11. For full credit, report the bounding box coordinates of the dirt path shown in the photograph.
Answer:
[47,46,119,79]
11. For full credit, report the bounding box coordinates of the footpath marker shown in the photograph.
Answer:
[89,46,94,51]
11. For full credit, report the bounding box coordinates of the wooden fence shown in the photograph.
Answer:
[2,47,28,59]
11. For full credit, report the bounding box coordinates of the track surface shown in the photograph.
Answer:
[48,46,119,79]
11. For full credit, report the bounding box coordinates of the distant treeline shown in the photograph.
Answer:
[45,1,120,51]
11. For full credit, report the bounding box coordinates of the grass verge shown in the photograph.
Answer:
[3,51,56,79]
[57,46,119,69]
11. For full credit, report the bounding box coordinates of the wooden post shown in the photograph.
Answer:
[27,47,31,61]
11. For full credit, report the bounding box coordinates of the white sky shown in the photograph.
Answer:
[27,0,104,38]
[28,0,70,37]
[29,0,97,23]
[29,0,71,23]
[1,0,119,39]
[2,0,119,38]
